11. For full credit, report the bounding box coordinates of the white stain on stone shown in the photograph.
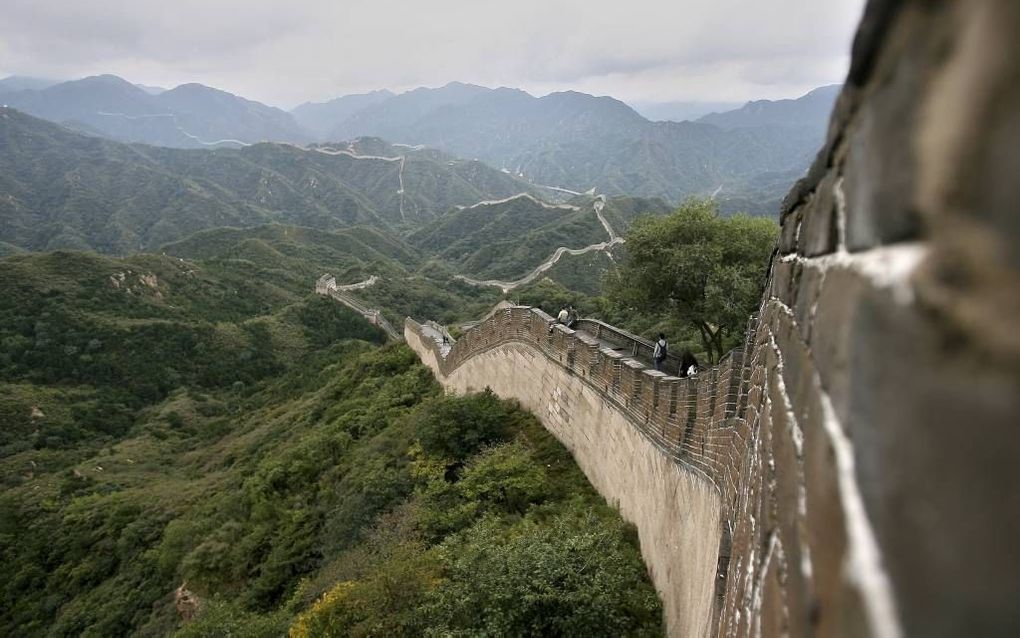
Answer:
[818,387,902,638]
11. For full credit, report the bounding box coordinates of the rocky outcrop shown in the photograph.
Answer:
[174,583,200,622]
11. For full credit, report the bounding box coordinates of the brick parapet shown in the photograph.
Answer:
[405,307,749,493]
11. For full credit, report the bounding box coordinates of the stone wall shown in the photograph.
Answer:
[733,1,1020,636]
[405,313,729,637]
[405,1,1020,636]
[315,274,401,341]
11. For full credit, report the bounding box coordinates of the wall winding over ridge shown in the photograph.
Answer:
[407,1,1020,635]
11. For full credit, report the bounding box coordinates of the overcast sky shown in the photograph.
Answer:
[0,0,866,109]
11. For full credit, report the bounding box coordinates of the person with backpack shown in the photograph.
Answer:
[653,333,668,371]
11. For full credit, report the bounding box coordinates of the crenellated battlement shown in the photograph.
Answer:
[406,308,754,495]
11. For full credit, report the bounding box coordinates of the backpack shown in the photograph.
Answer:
[654,340,667,361]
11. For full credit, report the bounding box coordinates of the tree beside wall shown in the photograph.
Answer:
[608,200,778,363]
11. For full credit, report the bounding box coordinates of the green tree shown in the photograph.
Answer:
[609,200,777,362]
[414,390,513,460]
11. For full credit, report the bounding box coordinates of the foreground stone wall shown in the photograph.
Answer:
[406,1,1020,635]
[729,1,1020,636]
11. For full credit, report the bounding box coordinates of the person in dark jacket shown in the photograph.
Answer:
[679,351,699,377]
[652,333,668,371]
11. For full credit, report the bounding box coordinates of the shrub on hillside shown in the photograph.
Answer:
[421,506,662,637]
[413,389,513,460]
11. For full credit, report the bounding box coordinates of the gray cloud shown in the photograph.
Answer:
[0,0,865,107]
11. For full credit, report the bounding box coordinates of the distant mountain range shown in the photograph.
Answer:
[0,108,541,253]
[291,89,395,139]
[629,100,744,123]
[297,82,838,210]
[697,85,840,130]
[1,73,839,213]
[1,74,309,148]
[0,75,60,94]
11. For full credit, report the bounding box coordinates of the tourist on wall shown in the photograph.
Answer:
[566,306,579,328]
[653,333,668,371]
[680,351,699,378]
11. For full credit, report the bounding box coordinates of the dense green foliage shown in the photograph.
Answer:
[608,200,778,362]
[0,249,392,456]
[288,393,661,637]
[0,248,661,636]
[160,222,505,330]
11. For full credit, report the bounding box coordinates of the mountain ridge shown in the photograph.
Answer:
[0,108,543,253]
[2,74,310,148]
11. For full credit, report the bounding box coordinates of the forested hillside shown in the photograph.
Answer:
[407,195,672,285]
[0,248,661,636]
[0,109,540,253]
[410,195,607,280]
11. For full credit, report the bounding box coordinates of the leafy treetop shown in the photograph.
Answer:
[608,199,777,363]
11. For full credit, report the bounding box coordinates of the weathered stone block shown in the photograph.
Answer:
[799,172,840,257]
[841,6,928,251]
[779,205,803,254]
[770,259,802,309]
[792,261,825,344]
[838,273,1020,637]
[765,349,814,637]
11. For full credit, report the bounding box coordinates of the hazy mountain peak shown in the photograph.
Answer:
[439,80,488,91]
[291,89,397,138]
[0,75,60,94]
[629,100,744,123]
[404,81,491,99]
[76,74,139,88]
[163,82,236,99]
[696,84,840,132]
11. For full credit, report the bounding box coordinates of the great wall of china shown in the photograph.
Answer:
[401,2,1020,636]
[315,274,401,340]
